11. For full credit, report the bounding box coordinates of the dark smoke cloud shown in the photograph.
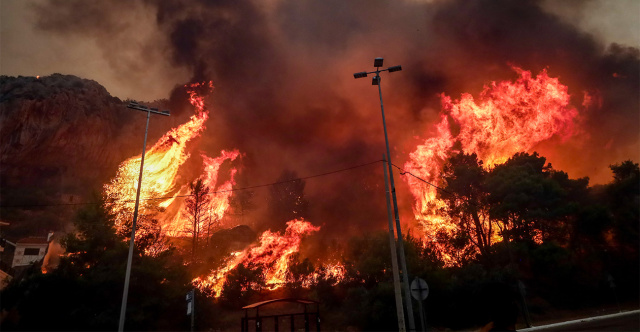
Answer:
[422,0,639,182]
[31,0,639,236]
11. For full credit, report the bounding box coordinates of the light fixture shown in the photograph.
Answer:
[354,71,368,79]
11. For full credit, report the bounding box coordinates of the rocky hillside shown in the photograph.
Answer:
[0,74,171,236]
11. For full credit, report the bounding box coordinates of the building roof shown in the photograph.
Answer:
[242,298,319,309]
[16,237,49,245]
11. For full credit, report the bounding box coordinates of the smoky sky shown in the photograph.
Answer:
[28,0,639,235]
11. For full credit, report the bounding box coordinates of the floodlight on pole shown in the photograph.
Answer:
[118,101,169,332]
[354,71,368,79]
[353,58,416,331]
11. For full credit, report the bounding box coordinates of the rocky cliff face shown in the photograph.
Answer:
[0,74,170,236]
[2,75,124,181]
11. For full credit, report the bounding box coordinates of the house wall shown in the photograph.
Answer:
[11,244,48,267]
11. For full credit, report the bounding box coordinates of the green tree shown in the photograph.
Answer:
[485,152,589,243]
[0,199,190,331]
[116,213,166,256]
[343,232,394,288]
[605,160,639,252]
[219,263,265,308]
[439,152,496,258]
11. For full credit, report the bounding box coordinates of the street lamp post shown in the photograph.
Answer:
[118,102,170,332]
[354,58,416,331]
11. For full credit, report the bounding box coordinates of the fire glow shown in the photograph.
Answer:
[405,67,579,262]
[193,219,345,297]
[103,84,341,296]
[103,81,237,237]
[102,66,583,291]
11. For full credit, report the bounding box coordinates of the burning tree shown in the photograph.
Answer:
[103,82,212,237]
[184,178,211,260]
[191,219,346,298]
[405,67,580,264]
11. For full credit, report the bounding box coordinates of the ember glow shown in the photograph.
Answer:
[405,68,579,261]
[193,219,345,297]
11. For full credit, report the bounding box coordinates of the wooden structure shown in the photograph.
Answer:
[241,298,320,332]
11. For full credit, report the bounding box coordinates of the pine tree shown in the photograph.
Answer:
[184,178,211,260]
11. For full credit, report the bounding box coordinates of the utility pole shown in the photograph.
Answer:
[354,58,416,331]
[384,154,407,331]
[118,102,170,332]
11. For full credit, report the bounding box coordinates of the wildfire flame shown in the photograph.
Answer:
[404,67,579,261]
[104,82,240,238]
[162,150,240,236]
[102,81,342,296]
[193,219,345,297]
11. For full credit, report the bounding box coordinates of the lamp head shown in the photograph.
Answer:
[353,71,368,79]
[374,57,384,68]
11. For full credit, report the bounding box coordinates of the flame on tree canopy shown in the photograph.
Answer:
[404,67,579,263]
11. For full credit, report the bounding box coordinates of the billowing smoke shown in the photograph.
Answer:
[31,0,639,239]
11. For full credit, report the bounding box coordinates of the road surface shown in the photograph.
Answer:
[519,310,639,332]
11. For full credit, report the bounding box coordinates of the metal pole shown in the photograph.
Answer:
[191,289,195,332]
[518,280,532,327]
[118,110,151,332]
[378,75,416,331]
[384,154,407,331]
[415,278,427,331]
[417,299,425,332]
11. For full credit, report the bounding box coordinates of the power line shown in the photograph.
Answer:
[390,162,456,198]
[145,159,384,201]
[391,162,487,211]
[0,159,384,209]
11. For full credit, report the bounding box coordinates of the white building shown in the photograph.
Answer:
[10,234,51,268]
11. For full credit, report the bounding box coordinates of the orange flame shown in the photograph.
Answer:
[192,219,344,297]
[104,82,241,239]
[405,67,578,262]
[162,150,240,236]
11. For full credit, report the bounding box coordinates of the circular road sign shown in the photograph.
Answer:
[411,277,429,301]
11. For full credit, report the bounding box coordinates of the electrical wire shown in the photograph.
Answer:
[390,162,487,210]
[0,159,384,208]
[389,162,456,198]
